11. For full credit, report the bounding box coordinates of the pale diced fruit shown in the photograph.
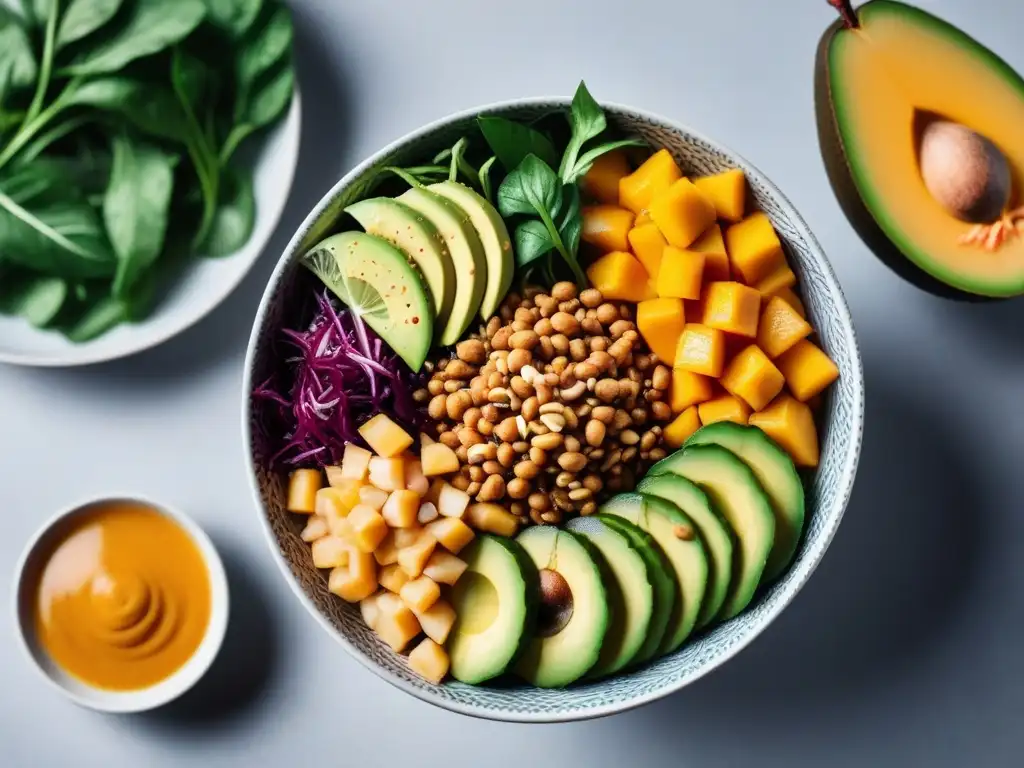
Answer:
[358,414,414,458]
[360,592,383,630]
[375,592,421,652]
[374,531,399,566]
[417,501,439,525]
[312,536,350,569]
[420,432,436,447]
[397,531,437,578]
[465,503,519,537]
[325,465,345,487]
[399,576,441,613]
[424,517,475,554]
[381,490,421,528]
[413,599,456,645]
[368,457,406,491]
[379,563,411,593]
[437,482,471,519]
[347,504,389,553]
[325,510,353,541]
[408,638,450,684]
[316,485,357,519]
[404,459,430,496]
[328,549,377,602]
[424,478,445,506]
[393,526,424,549]
[420,443,460,476]
[359,485,390,510]
[287,469,322,513]
[422,550,467,585]
[300,515,329,542]
[340,443,372,482]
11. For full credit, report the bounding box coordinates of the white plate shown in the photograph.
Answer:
[0,89,303,368]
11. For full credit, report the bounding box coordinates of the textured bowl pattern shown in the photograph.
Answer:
[243,100,865,723]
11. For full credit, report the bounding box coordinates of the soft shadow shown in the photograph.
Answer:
[931,296,1024,362]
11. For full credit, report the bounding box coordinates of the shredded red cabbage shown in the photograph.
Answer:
[252,290,426,469]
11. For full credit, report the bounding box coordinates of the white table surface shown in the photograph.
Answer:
[3,1,1024,765]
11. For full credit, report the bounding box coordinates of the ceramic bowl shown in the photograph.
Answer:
[12,496,230,713]
[241,98,865,723]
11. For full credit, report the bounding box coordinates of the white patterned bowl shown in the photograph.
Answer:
[241,99,865,723]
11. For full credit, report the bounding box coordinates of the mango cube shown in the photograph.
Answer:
[397,531,437,577]
[404,459,430,496]
[360,591,382,629]
[694,169,746,222]
[437,482,471,520]
[720,345,786,411]
[757,296,812,359]
[581,204,635,252]
[316,483,359,520]
[420,443,459,476]
[311,535,349,569]
[754,262,796,298]
[627,222,668,278]
[669,369,714,412]
[698,393,752,425]
[408,638,450,684]
[618,148,682,214]
[649,178,717,249]
[586,250,652,302]
[725,212,786,285]
[400,576,441,613]
[358,484,390,510]
[339,443,372,482]
[750,394,819,467]
[379,562,411,593]
[375,593,421,653]
[300,515,329,543]
[674,324,726,378]
[466,503,519,538]
[328,549,377,602]
[347,504,389,553]
[663,406,702,448]
[656,246,704,300]
[287,469,322,513]
[393,526,424,549]
[412,599,457,645]
[422,550,467,585]
[581,149,631,204]
[425,517,475,554]
[691,222,731,283]
[368,456,405,491]
[359,414,413,458]
[382,490,421,528]
[772,285,806,318]
[775,340,840,401]
[637,298,685,364]
[374,531,399,566]
[700,281,761,338]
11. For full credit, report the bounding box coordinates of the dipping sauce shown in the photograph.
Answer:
[33,501,211,691]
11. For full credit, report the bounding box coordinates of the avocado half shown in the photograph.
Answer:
[815,0,1024,300]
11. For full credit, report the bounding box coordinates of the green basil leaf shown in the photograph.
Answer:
[567,138,646,184]
[236,1,291,90]
[197,164,254,257]
[557,184,581,257]
[203,0,261,38]
[477,116,559,172]
[56,0,123,48]
[514,219,554,268]
[0,7,37,87]
[558,80,607,180]
[0,272,67,327]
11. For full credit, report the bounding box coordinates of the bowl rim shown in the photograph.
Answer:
[241,95,866,723]
[11,494,230,714]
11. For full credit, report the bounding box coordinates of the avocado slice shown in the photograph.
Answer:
[397,187,487,345]
[816,0,1024,298]
[648,445,775,622]
[565,515,652,678]
[685,422,805,584]
[301,232,433,371]
[344,197,456,335]
[447,535,537,685]
[427,181,513,321]
[513,527,609,688]
[600,491,709,653]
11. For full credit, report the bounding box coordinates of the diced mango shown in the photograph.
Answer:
[374,531,399,566]
[316,482,360,519]
[359,414,413,458]
[775,340,840,401]
[581,149,632,204]
[634,209,652,225]
[375,592,421,653]
[400,575,441,613]
[379,562,411,593]
[408,637,450,684]
[720,345,786,411]
[750,394,819,467]
[674,324,726,378]
[772,285,806,318]
[412,599,456,645]
[725,212,786,285]
[627,222,668,278]
[582,204,635,252]
[360,591,382,630]
[422,550,467,585]
[323,509,353,541]
[424,477,445,507]
[701,281,761,338]
[694,169,746,222]
[618,148,682,214]
[382,489,421,528]
[404,459,430,496]
[757,296,812,359]
[685,296,707,324]
[311,535,349,569]
[466,503,520,537]
[754,262,796,298]
[421,443,459,476]
[663,406,702,448]
[358,484,389,510]
[368,456,405,491]
[417,501,439,524]
[586,250,652,302]
[347,504,389,553]
[287,469,322,513]
[437,482,471,519]
[328,549,377,602]
[340,443,372,482]
[649,178,717,249]
[691,222,731,283]
[637,298,685,364]
[300,515,329,543]
[698,393,752,425]
[325,465,345,486]
[425,517,475,554]
[419,432,435,447]
[397,531,437,577]
[393,526,423,549]
[657,246,704,300]
[669,369,714,412]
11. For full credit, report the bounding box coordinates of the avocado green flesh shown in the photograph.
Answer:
[649,445,775,622]
[685,423,805,584]
[565,516,652,679]
[300,231,433,371]
[397,188,487,345]
[635,474,732,630]
[344,197,456,336]
[427,181,513,321]
[594,512,675,665]
[448,535,537,685]
[513,527,608,688]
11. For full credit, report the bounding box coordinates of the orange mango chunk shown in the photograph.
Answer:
[581,150,631,204]
[664,406,702,448]
[627,222,668,278]
[586,250,652,302]
[775,340,840,401]
[701,281,761,338]
[754,262,797,298]
[749,394,819,467]
[772,285,806,318]
[635,209,652,225]
[685,296,706,324]
[657,246,704,300]
[649,178,717,249]
[691,223,731,283]
[757,296,812,359]
[694,169,746,222]
[698,393,752,426]
[725,212,786,285]
[669,369,714,413]
[674,324,726,378]
[720,345,786,411]
[619,149,682,215]
[637,298,685,364]
[582,204,634,253]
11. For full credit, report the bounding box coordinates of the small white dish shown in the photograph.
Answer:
[11,495,230,714]
[0,88,303,368]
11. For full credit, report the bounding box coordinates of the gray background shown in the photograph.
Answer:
[3,0,1022,765]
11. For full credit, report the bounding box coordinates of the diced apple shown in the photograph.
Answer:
[316,484,358,519]
[437,483,471,519]
[417,501,439,525]
[368,457,406,491]
[420,443,460,476]
[358,485,390,510]
[422,550,467,585]
[408,638,450,684]
[397,531,437,578]
[399,576,441,613]
[340,443,372,482]
[425,517,475,554]
[379,563,411,593]
[287,469,322,513]
[404,459,430,496]
[347,504,388,553]
[311,535,349,569]
[393,526,424,549]
[412,599,457,646]
[381,489,421,528]
[300,515,329,542]
[328,549,377,602]
[374,531,399,566]
[375,592,421,653]
[359,414,414,458]
[360,591,383,630]
[465,503,519,537]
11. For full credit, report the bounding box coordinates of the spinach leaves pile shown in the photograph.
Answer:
[0,0,294,342]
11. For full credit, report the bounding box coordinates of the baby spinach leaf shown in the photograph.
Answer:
[0,7,37,87]
[56,0,123,49]
[235,1,291,91]
[204,0,261,38]
[497,154,563,220]
[197,163,254,257]
[69,78,191,141]
[63,292,125,340]
[221,58,292,161]
[478,155,496,203]
[568,138,646,183]
[558,80,607,180]
[478,115,559,172]
[557,184,581,257]
[514,219,554,268]
[0,271,67,326]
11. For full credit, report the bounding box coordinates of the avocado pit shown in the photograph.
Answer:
[536,568,573,637]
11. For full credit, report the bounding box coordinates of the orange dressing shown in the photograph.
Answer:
[33,501,211,691]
